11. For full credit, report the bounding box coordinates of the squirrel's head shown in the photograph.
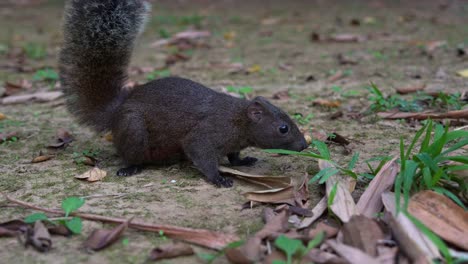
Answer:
[246,97,308,152]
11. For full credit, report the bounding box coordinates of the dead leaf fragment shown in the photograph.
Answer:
[31,155,53,163]
[326,239,379,264]
[47,128,73,149]
[308,221,339,239]
[356,157,398,217]
[75,167,107,182]
[84,219,130,251]
[244,186,295,204]
[299,197,327,229]
[0,113,5,120]
[26,221,52,252]
[457,69,468,78]
[342,215,385,256]
[148,242,194,261]
[0,219,27,237]
[1,91,63,104]
[408,190,468,250]
[327,70,345,82]
[219,166,291,188]
[312,99,341,108]
[272,90,290,101]
[395,83,426,94]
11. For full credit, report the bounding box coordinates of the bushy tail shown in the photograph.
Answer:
[59,0,150,132]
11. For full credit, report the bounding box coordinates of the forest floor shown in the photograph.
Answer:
[0,0,467,263]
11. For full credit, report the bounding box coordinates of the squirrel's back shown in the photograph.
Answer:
[59,0,150,131]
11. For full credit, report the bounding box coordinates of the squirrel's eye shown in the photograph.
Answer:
[279,125,289,134]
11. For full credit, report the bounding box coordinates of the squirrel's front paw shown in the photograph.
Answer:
[239,156,258,166]
[116,165,142,177]
[210,176,233,188]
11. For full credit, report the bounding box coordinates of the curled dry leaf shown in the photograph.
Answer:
[312,99,341,108]
[75,167,107,182]
[84,218,130,251]
[0,113,6,120]
[299,197,327,229]
[148,242,194,261]
[219,166,291,189]
[26,221,52,252]
[244,186,295,205]
[0,219,28,237]
[408,190,468,250]
[356,157,398,217]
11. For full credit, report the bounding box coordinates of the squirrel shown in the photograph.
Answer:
[59,0,308,187]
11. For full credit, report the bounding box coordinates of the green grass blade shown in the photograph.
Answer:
[348,152,360,170]
[312,140,331,160]
[419,119,433,153]
[264,149,323,159]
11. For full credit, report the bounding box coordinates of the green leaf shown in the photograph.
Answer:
[65,217,82,234]
[305,231,325,252]
[224,240,244,250]
[274,235,304,264]
[405,123,426,160]
[328,182,338,208]
[347,152,360,170]
[264,149,323,159]
[309,167,339,184]
[272,261,287,264]
[312,140,331,160]
[122,238,130,246]
[402,160,418,210]
[24,212,49,223]
[419,119,433,153]
[62,197,85,217]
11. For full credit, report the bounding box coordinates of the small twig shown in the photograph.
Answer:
[3,194,237,250]
[79,193,127,199]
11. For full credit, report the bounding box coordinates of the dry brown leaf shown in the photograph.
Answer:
[272,90,290,101]
[341,215,385,256]
[244,186,295,204]
[75,167,107,182]
[1,91,63,104]
[329,33,366,43]
[298,197,327,229]
[26,221,52,252]
[327,70,345,82]
[225,237,262,264]
[382,192,439,261]
[148,242,194,261]
[0,113,5,120]
[83,218,130,251]
[308,221,339,239]
[0,219,27,237]
[356,157,398,217]
[305,248,347,264]
[47,225,72,237]
[31,155,53,163]
[219,166,291,189]
[3,79,32,96]
[395,83,426,94]
[312,99,341,108]
[321,160,357,222]
[408,190,468,250]
[48,128,73,149]
[256,209,289,239]
[326,239,379,264]
[378,109,468,120]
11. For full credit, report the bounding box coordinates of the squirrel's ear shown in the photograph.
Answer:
[247,97,267,122]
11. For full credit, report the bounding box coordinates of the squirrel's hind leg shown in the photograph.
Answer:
[112,110,148,176]
[227,152,258,166]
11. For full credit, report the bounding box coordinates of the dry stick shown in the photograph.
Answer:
[4,195,238,250]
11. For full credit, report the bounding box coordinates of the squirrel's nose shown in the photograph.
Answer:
[300,138,308,151]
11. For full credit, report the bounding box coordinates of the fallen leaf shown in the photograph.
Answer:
[83,218,130,251]
[31,154,53,163]
[247,64,261,74]
[256,209,289,239]
[341,215,385,256]
[299,197,327,229]
[150,30,211,48]
[1,91,63,104]
[395,83,426,94]
[75,167,107,182]
[26,221,52,252]
[356,157,399,217]
[165,52,190,66]
[322,160,357,222]
[308,221,339,239]
[408,191,468,250]
[382,192,440,261]
[272,90,290,101]
[0,219,27,237]
[326,239,379,264]
[312,99,341,108]
[457,69,468,78]
[328,33,366,43]
[244,186,295,204]
[225,237,262,263]
[305,248,346,264]
[48,225,72,237]
[327,70,345,82]
[0,131,19,142]
[219,166,291,188]
[378,109,468,120]
[3,79,32,96]
[224,31,236,41]
[337,53,358,65]
[148,242,194,261]
[47,128,73,149]
[0,113,5,120]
